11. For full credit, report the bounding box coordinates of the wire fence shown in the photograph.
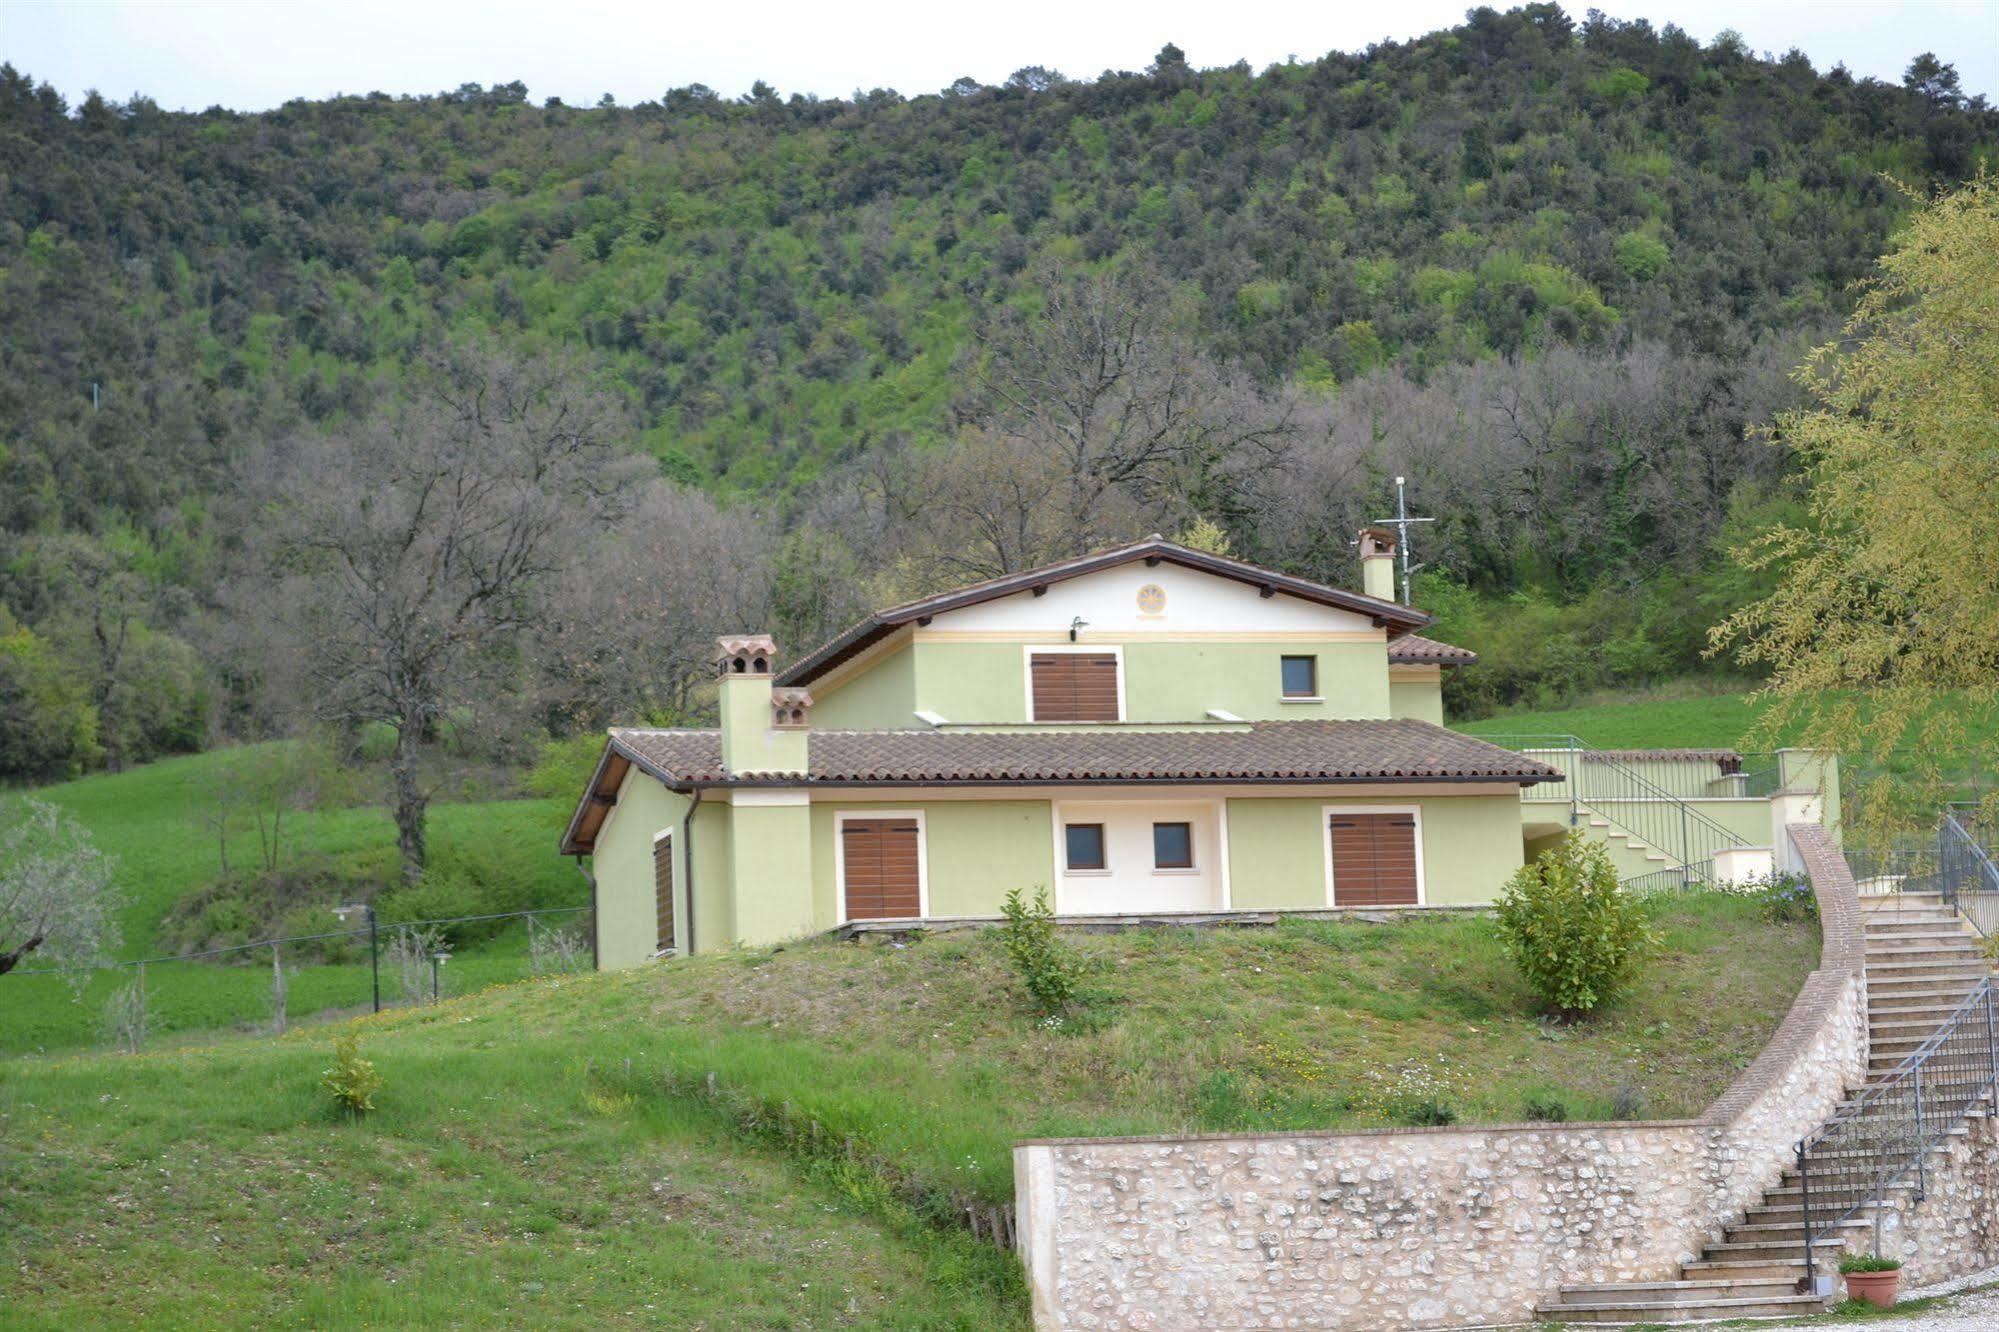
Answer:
[4,906,592,1056]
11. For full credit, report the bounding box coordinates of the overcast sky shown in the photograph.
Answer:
[2,0,1994,111]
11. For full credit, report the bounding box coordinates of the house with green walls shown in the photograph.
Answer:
[560,532,1836,966]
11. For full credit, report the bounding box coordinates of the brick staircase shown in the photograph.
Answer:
[1536,890,1991,1326]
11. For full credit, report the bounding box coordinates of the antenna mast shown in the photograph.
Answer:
[1371,476,1434,604]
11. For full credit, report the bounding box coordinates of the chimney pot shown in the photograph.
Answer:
[716,634,779,678]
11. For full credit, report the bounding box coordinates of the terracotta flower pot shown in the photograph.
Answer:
[1844,1268,1901,1308]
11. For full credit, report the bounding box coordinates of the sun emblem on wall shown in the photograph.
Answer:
[1135,583,1166,614]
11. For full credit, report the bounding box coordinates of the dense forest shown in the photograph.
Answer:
[2,4,1995,787]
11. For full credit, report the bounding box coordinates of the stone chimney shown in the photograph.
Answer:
[716,635,808,775]
[1358,526,1399,602]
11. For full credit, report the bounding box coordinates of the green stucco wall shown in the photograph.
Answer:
[591,771,683,970]
[591,775,741,968]
[729,801,815,945]
[1388,676,1444,725]
[806,799,1057,922]
[810,643,918,729]
[1225,790,1527,908]
[821,639,1398,725]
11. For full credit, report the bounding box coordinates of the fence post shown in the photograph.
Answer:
[1913,1061,1928,1201]
[1797,1140,1815,1294]
[1568,736,1580,827]
[527,911,540,976]
[1985,983,1996,1102]
[1679,801,1692,889]
[271,941,287,1035]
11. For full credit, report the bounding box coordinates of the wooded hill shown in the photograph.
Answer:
[2,5,1994,781]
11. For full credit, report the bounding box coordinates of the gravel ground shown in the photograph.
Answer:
[1766,1269,1999,1329]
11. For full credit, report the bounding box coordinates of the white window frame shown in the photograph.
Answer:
[833,809,930,924]
[1049,797,1232,914]
[651,827,677,958]
[1149,819,1198,875]
[1060,819,1112,876]
[1023,644,1127,723]
[1321,804,1427,907]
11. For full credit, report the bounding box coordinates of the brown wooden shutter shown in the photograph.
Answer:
[841,818,921,920]
[1329,814,1419,907]
[653,835,676,954]
[1030,653,1119,721]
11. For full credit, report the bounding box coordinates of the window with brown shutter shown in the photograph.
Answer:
[840,817,922,920]
[1029,652,1120,721]
[1328,813,1420,907]
[653,833,676,955]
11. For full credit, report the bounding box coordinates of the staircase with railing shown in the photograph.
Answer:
[1480,733,1753,888]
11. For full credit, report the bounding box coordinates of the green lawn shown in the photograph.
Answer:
[0,891,1814,1325]
[4,748,588,1056]
[35,746,580,958]
[0,1001,1023,1329]
[1457,688,1775,749]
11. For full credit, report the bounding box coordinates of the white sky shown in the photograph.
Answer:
[1,0,1994,111]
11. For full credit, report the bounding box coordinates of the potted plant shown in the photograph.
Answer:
[1838,1253,1902,1308]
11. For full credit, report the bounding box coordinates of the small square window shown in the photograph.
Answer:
[1153,822,1193,869]
[1065,823,1106,871]
[1281,655,1318,698]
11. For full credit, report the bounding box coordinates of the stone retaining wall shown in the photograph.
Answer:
[1012,824,1869,1330]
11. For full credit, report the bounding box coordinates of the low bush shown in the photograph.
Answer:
[1738,871,1817,923]
[323,1035,383,1115]
[1494,831,1657,1017]
[1838,1253,1901,1274]
[996,886,1079,1015]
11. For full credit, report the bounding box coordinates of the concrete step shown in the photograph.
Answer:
[1866,958,1990,976]
[1867,975,1987,998]
[1533,1293,1829,1323]
[1552,1276,1803,1305]
[1865,944,1984,963]
[1868,991,1989,1013]
[1725,1217,1873,1243]
[1681,1256,1811,1282]
[1871,1007,1981,1032]
[1703,1236,1848,1262]
[1864,926,1978,941]
[1862,891,1948,906]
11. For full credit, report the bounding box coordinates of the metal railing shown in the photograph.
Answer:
[1796,977,1999,1291]
[1939,803,1999,936]
[1844,805,1999,935]
[1481,733,1751,886]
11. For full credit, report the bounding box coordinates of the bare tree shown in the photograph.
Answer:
[0,797,120,979]
[973,262,1299,552]
[244,347,643,882]
[539,480,777,727]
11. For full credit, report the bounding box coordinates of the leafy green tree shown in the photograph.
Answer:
[1713,175,1999,834]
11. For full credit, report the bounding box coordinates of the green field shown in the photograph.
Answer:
[0,891,1815,1325]
[5,747,585,1055]
[0,999,1023,1329]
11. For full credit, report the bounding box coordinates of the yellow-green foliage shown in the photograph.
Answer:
[322,1034,384,1114]
[1494,832,1657,1016]
[1713,174,1999,837]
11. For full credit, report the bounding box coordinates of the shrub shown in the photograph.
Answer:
[323,1035,384,1115]
[1838,1253,1901,1274]
[1494,831,1657,1016]
[997,886,1079,1015]
[1521,1093,1569,1123]
[1611,1085,1647,1121]
[1740,871,1817,924]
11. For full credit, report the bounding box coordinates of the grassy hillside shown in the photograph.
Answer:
[4,892,1817,1327]
[2,747,586,1056]
[1,1011,1023,1329]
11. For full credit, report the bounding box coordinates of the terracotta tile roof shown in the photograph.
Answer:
[603,719,1557,788]
[778,537,1431,688]
[1387,633,1478,666]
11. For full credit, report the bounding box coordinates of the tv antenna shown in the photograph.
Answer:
[1371,476,1433,604]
